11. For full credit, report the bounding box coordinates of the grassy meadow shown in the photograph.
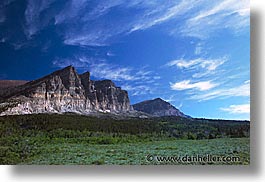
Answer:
[0,114,250,165]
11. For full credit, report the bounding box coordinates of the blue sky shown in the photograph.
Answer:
[0,0,250,120]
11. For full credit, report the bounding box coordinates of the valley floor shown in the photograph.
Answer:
[0,114,250,165]
[19,138,249,165]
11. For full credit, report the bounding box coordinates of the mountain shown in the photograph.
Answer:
[0,66,131,115]
[132,98,189,118]
[0,80,28,89]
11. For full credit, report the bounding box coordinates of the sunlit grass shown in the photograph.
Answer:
[21,138,249,165]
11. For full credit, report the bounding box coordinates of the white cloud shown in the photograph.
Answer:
[121,84,151,96]
[20,0,249,45]
[24,0,56,38]
[52,56,155,82]
[91,63,155,82]
[52,56,90,69]
[192,0,249,21]
[89,63,135,81]
[189,80,250,101]
[166,57,227,78]
[20,0,197,45]
[167,58,226,71]
[60,0,191,46]
[170,80,217,91]
[53,0,131,46]
[181,0,250,38]
[63,31,110,46]
[55,0,91,25]
[129,0,196,32]
[221,104,250,114]
[84,0,124,20]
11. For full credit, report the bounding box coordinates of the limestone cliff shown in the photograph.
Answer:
[0,66,131,115]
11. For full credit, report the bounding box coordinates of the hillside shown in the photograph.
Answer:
[0,80,28,89]
[133,98,188,117]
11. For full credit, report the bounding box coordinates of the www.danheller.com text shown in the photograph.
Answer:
[146,154,241,164]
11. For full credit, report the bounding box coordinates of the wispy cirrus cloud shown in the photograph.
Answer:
[170,80,218,91]
[189,80,250,101]
[0,0,249,49]
[54,0,91,25]
[58,0,195,46]
[89,63,135,81]
[24,0,56,38]
[167,56,249,102]
[121,84,151,96]
[166,57,227,78]
[18,0,249,46]
[192,0,249,21]
[166,58,227,71]
[180,0,249,38]
[220,104,250,114]
[129,0,197,33]
[52,56,155,82]
[63,31,111,47]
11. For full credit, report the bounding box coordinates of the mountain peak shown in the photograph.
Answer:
[132,98,188,118]
[64,65,74,69]
[0,66,131,115]
[80,71,90,76]
[53,65,76,75]
[153,98,164,102]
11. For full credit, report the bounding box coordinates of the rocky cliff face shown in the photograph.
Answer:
[0,66,131,115]
[132,98,189,118]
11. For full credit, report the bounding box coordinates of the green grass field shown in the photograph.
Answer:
[11,138,249,165]
[0,114,250,165]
